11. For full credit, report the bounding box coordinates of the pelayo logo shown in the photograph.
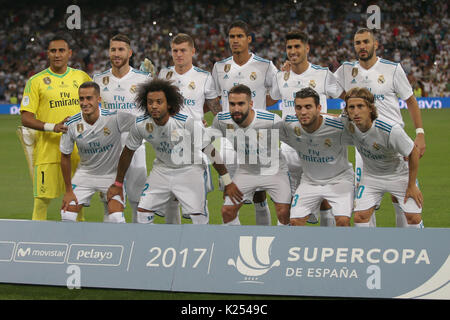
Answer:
[228,236,280,283]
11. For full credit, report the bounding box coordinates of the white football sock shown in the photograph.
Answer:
[61,210,78,222]
[106,212,126,223]
[224,215,241,226]
[354,222,370,227]
[190,214,209,224]
[319,209,336,227]
[165,200,181,224]
[254,200,271,225]
[393,202,408,228]
[408,220,424,229]
[129,200,139,224]
[137,211,155,224]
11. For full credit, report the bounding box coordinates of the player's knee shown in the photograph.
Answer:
[353,209,373,223]
[391,194,399,203]
[253,190,266,203]
[108,196,124,213]
[335,216,350,227]
[275,204,290,225]
[290,217,308,226]
[405,213,422,225]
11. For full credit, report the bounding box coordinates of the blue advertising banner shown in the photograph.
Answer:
[267,97,450,111]
[0,220,448,299]
[2,97,449,114]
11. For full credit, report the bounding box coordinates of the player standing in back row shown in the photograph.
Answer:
[93,34,151,223]
[270,30,344,226]
[158,33,220,224]
[211,20,278,226]
[334,28,426,227]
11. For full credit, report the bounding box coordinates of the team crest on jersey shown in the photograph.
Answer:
[188,81,196,90]
[352,67,358,78]
[77,123,84,134]
[224,64,231,73]
[294,127,301,136]
[309,80,316,88]
[103,76,109,85]
[373,142,381,150]
[324,138,332,147]
[103,127,111,136]
[284,71,290,81]
[226,124,234,130]
[166,71,173,80]
[43,77,51,85]
[130,85,137,93]
[250,72,257,81]
[348,123,355,134]
[171,129,181,141]
[378,75,385,84]
[146,123,153,133]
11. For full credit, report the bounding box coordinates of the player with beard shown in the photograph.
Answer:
[211,84,291,226]
[94,34,151,223]
[280,88,354,226]
[270,30,344,226]
[211,20,278,226]
[335,28,425,227]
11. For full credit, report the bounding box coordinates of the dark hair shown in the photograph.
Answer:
[295,87,320,106]
[285,29,309,44]
[47,33,71,49]
[110,34,131,46]
[355,28,377,40]
[227,20,250,36]
[79,81,100,96]
[172,33,194,48]
[228,84,252,99]
[344,87,378,121]
[135,79,183,116]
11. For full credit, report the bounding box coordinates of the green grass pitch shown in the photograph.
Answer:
[0,108,448,299]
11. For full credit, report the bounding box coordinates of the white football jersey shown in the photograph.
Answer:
[335,57,413,127]
[211,53,278,111]
[211,109,287,175]
[345,116,414,176]
[280,115,354,184]
[126,113,211,169]
[60,109,136,177]
[158,66,217,121]
[270,63,343,116]
[93,67,151,117]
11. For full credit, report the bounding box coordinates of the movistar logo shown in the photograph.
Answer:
[228,236,280,283]
[17,247,31,257]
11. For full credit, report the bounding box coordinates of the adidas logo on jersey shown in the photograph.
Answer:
[223,74,229,79]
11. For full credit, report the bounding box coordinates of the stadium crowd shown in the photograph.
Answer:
[0,0,448,103]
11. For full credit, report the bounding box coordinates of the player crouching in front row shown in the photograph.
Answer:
[106,79,242,224]
[343,87,424,228]
[60,82,136,223]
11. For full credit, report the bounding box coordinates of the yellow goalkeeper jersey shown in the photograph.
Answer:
[20,67,91,165]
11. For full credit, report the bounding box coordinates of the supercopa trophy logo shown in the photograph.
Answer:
[228,236,280,284]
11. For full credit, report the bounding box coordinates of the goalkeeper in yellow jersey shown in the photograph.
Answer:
[19,33,91,221]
